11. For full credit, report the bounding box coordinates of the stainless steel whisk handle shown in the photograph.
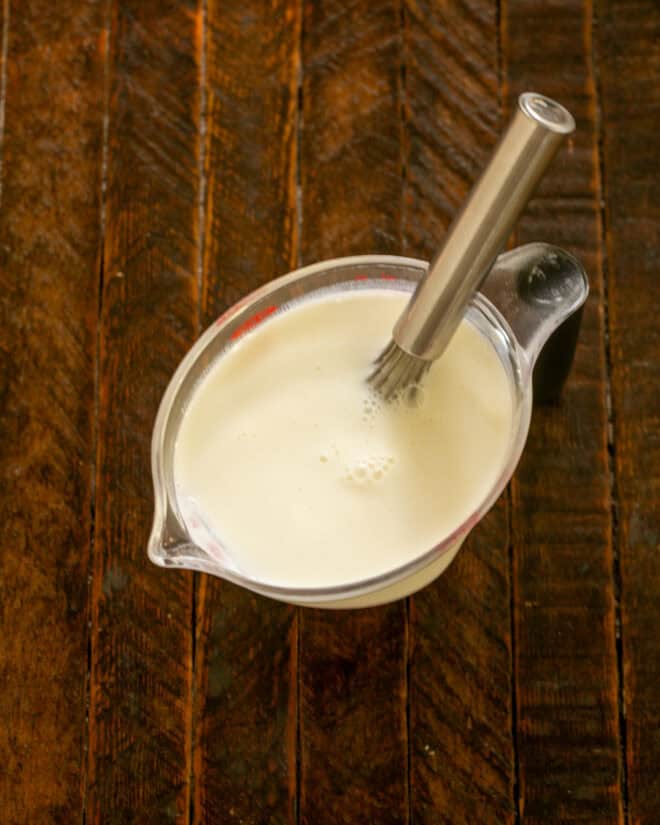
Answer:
[394,92,575,361]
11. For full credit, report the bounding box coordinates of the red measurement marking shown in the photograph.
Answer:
[230,304,278,340]
[353,274,369,281]
[380,273,396,280]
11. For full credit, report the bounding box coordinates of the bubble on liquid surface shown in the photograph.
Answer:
[343,452,396,485]
[360,388,383,425]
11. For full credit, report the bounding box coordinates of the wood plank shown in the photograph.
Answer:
[597,2,660,823]
[502,1,623,821]
[300,0,403,258]
[402,2,515,823]
[193,1,300,823]
[298,4,408,825]
[0,1,104,820]
[87,1,201,821]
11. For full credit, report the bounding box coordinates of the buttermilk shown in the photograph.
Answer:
[174,288,513,589]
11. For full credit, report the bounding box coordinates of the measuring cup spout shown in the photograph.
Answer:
[480,243,588,402]
[148,498,219,574]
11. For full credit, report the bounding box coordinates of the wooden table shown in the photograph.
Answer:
[1,1,658,823]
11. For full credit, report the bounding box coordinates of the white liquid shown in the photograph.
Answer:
[174,288,513,589]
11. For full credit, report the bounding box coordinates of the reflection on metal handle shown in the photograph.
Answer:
[394,92,575,360]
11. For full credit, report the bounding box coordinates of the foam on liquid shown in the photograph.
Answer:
[174,287,513,589]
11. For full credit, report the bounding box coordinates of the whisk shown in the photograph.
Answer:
[368,92,575,400]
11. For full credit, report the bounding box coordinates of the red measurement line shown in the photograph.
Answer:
[230,304,278,340]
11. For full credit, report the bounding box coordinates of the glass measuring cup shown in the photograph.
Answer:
[148,243,587,608]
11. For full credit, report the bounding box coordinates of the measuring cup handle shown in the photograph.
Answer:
[480,242,589,404]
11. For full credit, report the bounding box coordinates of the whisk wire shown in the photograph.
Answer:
[367,340,430,402]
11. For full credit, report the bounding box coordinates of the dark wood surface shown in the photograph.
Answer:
[0,1,658,823]
[504,2,622,822]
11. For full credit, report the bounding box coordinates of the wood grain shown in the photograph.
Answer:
[502,0,623,821]
[0,1,104,821]
[87,1,201,822]
[402,2,515,823]
[300,0,403,259]
[193,1,300,823]
[298,3,408,824]
[403,0,502,255]
[598,2,660,823]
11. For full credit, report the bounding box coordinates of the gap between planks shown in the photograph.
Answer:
[589,0,629,821]
[83,1,113,823]
[189,1,209,823]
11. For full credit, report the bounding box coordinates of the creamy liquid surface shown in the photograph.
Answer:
[174,288,513,588]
